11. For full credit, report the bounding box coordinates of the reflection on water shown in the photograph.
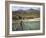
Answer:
[12,20,40,31]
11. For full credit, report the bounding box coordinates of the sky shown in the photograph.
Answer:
[12,4,40,11]
[12,6,40,11]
